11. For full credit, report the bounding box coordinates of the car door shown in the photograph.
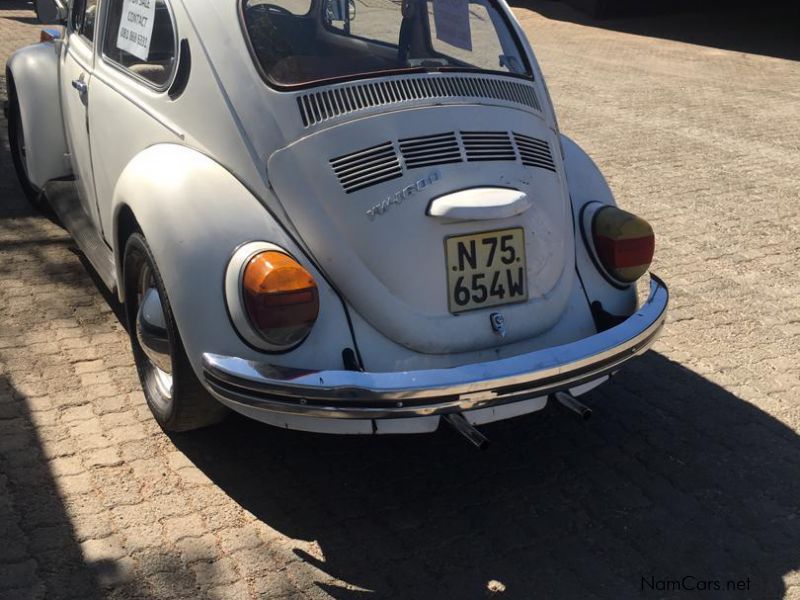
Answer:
[61,0,102,227]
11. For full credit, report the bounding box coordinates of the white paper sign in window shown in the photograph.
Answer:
[433,0,472,52]
[116,0,157,61]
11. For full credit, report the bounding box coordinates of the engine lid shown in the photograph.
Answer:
[268,104,574,354]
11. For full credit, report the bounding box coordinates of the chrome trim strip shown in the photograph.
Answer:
[202,275,669,419]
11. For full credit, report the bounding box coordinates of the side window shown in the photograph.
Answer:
[71,0,99,42]
[103,0,178,87]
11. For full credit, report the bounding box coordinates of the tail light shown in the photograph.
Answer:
[592,206,654,283]
[241,250,319,348]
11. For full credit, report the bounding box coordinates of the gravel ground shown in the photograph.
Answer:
[1,1,799,599]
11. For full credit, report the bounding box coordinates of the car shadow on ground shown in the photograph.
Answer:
[512,0,800,62]
[3,15,39,26]
[1,0,38,24]
[2,0,35,11]
[174,352,800,599]
[1,374,212,600]
[0,375,104,599]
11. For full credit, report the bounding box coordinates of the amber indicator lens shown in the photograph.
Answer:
[592,206,655,283]
[242,251,319,347]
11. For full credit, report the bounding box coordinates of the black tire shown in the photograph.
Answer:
[124,233,228,432]
[7,77,43,208]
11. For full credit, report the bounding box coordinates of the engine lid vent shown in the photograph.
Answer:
[330,142,403,194]
[399,132,462,170]
[462,131,516,162]
[514,133,556,172]
[330,132,557,193]
[297,75,542,127]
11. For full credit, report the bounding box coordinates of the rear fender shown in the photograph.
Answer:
[561,134,637,317]
[112,144,356,377]
[6,43,71,187]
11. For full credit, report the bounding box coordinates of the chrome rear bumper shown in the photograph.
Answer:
[202,275,668,419]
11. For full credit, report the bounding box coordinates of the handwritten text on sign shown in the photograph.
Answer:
[116,0,156,61]
[433,0,472,52]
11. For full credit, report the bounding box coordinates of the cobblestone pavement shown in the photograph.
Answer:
[1,1,799,599]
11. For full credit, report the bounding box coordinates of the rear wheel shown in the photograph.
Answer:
[124,233,228,432]
[7,79,42,208]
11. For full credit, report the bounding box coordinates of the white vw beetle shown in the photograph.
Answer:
[7,0,668,443]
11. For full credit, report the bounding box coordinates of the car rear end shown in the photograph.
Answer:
[178,0,669,435]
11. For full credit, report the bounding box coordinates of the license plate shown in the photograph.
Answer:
[445,228,528,314]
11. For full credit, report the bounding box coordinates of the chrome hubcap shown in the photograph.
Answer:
[136,266,173,400]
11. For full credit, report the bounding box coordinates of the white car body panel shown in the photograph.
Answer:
[61,32,101,225]
[346,271,597,372]
[268,104,573,355]
[5,43,71,188]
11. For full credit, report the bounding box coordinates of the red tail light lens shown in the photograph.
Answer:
[242,251,319,348]
[592,206,655,283]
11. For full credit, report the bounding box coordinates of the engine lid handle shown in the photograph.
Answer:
[426,188,531,222]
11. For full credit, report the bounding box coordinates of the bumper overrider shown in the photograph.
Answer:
[202,275,669,419]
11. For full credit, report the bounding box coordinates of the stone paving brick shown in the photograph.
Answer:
[106,422,149,444]
[0,584,46,600]
[91,394,130,416]
[217,526,265,554]
[119,523,163,554]
[80,535,128,563]
[138,569,197,599]
[174,534,220,564]
[176,466,214,488]
[28,524,77,554]
[251,571,300,599]
[60,404,96,424]
[163,514,206,544]
[0,401,20,420]
[208,580,251,600]
[84,448,123,469]
[0,559,38,591]
[73,360,107,376]
[191,556,240,587]
[57,472,95,496]
[49,456,85,478]
[93,557,136,589]
[71,513,116,545]
[228,547,272,579]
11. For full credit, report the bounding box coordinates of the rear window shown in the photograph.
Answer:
[242,0,531,87]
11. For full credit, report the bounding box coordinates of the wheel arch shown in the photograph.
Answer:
[6,44,71,188]
[110,143,356,379]
[113,203,142,302]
